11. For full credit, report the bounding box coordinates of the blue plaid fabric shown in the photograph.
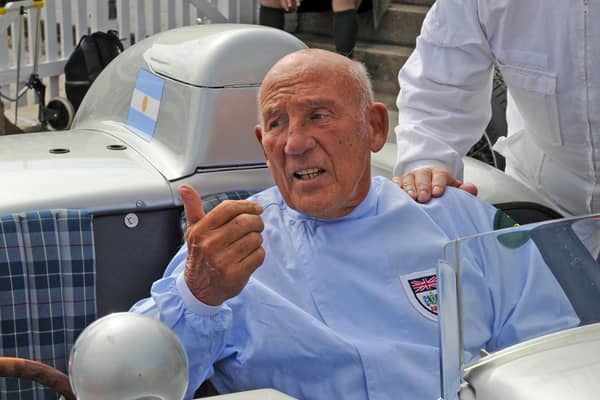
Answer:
[179,190,261,238]
[202,190,260,213]
[0,210,96,400]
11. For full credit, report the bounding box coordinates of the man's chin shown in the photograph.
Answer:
[287,195,331,219]
[288,198,353,220]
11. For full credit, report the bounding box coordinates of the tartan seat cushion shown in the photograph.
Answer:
[201,190,260,213]
[0,210,96,400]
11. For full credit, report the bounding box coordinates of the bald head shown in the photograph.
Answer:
[259,49,374,118]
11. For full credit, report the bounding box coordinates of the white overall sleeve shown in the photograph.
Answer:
[395,0,495,178]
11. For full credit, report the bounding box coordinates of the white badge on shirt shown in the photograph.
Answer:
[401,268,438,321]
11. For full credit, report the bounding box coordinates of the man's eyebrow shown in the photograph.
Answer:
[263,106,281,117]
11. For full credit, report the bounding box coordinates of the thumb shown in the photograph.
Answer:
[178,184,206,226]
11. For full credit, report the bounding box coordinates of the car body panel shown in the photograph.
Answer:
[439,215,600,400]
[461,324,600,400]
[73,24,306,181]
[0,129,172,214]
[0,24,304,214]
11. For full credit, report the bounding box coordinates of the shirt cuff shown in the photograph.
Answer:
[176,273,223,316]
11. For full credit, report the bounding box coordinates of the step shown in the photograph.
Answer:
[296,3,429,47]
[296,33,412,98]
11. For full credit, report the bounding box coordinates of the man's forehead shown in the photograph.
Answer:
[262,96,338,115]
[261,68,347,103]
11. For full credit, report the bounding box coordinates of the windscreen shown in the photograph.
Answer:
[438,215,600,399]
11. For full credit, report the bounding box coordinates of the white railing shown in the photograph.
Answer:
[0,0,257,112]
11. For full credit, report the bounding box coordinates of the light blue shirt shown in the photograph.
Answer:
[131,176,578,400]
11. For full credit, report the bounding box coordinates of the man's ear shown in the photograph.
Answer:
[367,102,389,152]
[254,124,270,162]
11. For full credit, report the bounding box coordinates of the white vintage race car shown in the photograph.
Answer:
[0,24,597,400]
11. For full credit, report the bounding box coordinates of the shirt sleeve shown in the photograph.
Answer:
[129,245,233,400]
[394,0,495,178]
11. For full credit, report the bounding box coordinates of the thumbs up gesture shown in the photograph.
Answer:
[178,184,265,306]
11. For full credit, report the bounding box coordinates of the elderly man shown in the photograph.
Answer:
[131,49,578,400]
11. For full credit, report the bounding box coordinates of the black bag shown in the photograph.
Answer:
[64,30,124,110]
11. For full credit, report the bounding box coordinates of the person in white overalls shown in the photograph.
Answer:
[394,0,600,217]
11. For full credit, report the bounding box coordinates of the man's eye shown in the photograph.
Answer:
[309,113,327,121]
[268,119,282,130]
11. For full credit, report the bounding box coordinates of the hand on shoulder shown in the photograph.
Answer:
[393,167,478,203]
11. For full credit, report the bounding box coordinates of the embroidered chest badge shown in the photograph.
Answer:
[401,268,438,321]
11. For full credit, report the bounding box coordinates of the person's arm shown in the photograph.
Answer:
[131,185,264,399]
[130,250,232,399]
[394,0,494,202]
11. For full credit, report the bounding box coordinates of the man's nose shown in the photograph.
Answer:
[284,123,316,155]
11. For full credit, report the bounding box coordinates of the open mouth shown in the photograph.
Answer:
[294,168,325,180]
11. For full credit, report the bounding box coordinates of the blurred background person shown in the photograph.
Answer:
[259,0,365,58]
[394,0,600,217]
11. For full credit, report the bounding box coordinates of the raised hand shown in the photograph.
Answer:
[179,184,265,306]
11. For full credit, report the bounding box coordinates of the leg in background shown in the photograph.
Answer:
[332,0,362,58]
[260,0,285,30]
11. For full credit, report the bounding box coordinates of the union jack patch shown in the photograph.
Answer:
[401,268,438,321]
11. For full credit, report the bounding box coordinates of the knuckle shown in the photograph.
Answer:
[256,216,265,232]
[199,238,216,255]
[220,199,235,208]
[255,247,266,264]
[234,215,249,230]
[251,232,263,246]
[401,178,415,187]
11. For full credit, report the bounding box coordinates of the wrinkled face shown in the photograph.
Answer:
[256,65,374,219]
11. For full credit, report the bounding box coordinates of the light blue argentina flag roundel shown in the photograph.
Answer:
[126,69,165,141]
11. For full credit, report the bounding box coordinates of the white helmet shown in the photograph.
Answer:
[69,312,188,400]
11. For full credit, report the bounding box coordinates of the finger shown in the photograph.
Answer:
[224,231,263,263]
[207,213,264,250]
[430,170,451,197]
[414,169,433,203]
[179,184,206,226]
[227,214,265,246]
[394,175,417,199]
[231,246,266,279]
[458,182,479,197]
[205,200,264,230]
[216,246,265,302]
